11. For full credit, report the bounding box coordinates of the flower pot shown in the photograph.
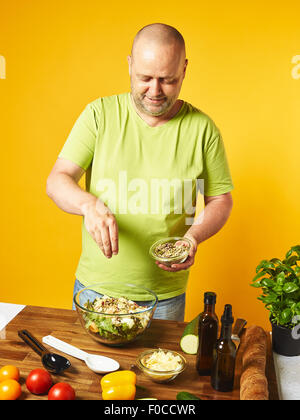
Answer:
[271,321,300,356]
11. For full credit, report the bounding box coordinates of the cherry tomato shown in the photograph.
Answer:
[48,382,76,400]
[0,379,22,400]
[26,369,52,395]
[0,365,20,382]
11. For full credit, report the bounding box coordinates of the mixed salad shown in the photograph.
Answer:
[82,295,151,343]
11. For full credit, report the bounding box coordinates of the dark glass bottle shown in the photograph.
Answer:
[196,292,219,375]
[211,304,236,392]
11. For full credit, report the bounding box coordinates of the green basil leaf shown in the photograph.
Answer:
[285,256,299,266]
[290,245,300,257]
[252,271,268,282]
[276,272,286,284]
[280,308,293,324]
[285,299,297,307]
[261,278,275,288]
[261,294,278,304]
[285,249,293,259]
[272,285,283,294]
[251,281,262,288]
[283,283,299,293]
[255,260,268,273]
[264,262,275,269]
[270,258,282,265]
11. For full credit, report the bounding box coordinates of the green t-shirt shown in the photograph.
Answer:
[59,93,233,300]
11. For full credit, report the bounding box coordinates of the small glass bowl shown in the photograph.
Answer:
[136,348,187,383]
[149,237,193,267]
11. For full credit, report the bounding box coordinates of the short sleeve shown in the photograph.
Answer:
[202,134,234,196]
[58,103,99,170]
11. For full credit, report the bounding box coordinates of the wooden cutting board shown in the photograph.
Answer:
[0,305,279,400]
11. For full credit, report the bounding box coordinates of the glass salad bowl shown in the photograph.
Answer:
[149,237,193,267]
[74,282,158,346]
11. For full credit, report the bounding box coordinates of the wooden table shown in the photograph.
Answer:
[0,305,279,400]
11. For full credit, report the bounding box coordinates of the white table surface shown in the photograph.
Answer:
[0,302,25,330]
[273,352,300,400]
[0,302,298,400]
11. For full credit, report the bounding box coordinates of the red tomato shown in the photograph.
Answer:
[26,369,52,395]
[48,382,75,400]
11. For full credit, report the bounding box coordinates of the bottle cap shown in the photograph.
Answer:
[221,304,234,324]
[204,292,216,305]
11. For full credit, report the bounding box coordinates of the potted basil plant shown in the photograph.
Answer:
[251,245,300,356]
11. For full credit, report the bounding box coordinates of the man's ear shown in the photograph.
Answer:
[183,58,188,78]
[127,55,132,76]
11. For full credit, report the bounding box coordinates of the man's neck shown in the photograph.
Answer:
[130,94,183,127]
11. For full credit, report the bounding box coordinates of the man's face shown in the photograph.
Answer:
[128,41,187,117]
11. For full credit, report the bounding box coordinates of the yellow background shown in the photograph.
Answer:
[1,0,299,330]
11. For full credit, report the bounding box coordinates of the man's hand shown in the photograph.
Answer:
[47,158,119,259]
[155,234,198,272]
[155,192,233,272]
[82,199,119,259]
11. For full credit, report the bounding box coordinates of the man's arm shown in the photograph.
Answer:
[46,157,93,215]
[185,192,233,246]
[156,192,233,272]
[46,157,118,258]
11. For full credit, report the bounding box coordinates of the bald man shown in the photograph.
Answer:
[47,23,233,321]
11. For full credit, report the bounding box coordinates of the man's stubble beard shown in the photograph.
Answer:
[131,86,176,117]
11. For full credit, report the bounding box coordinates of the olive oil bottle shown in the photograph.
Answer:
[211,304,236,392]
[196,292,219,375]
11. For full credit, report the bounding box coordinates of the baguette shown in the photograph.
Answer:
[240,326,269,400]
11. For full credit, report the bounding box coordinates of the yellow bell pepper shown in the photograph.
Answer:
[101,370,136,400]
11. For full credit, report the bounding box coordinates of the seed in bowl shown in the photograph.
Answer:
[154,242,189,259]
[91,295,148,315]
